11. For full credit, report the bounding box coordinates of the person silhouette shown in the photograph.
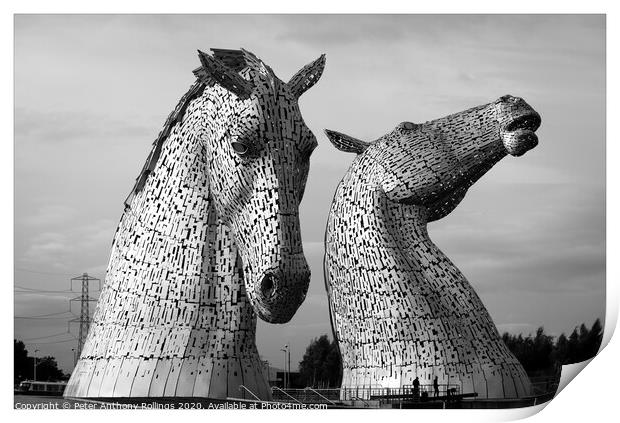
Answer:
[433,376,439,397]
[412,376,420,399]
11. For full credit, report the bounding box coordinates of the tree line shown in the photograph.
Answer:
[501,318,603,375]
[297,318,603,388]
[14,340,68,386]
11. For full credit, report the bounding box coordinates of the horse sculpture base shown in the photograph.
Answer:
[67,356,271,399]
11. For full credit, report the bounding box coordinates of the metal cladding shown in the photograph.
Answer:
[65,48,325,400]
[324,95,541,399]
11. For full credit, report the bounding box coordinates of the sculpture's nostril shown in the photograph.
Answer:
[260,274,276,298]
[523,133,535,143]
[519,132,539,150]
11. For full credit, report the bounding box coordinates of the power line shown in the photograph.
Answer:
[15,284,75,293]
[27,338,77,345]
[15,284,72,292]
[14,310,73,318]
[15,316,74,320]
[21,331,73,342]
[14,285,100,294]
[15,289,75,294]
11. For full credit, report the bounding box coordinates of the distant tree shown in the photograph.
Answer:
[324,339,342,385]
[35,356,66,381]
[584,318,603,358]
[552,333,568,364]
[567,327,581,363]
[14,340,30,385]
[532,326,554,370]
[298,335,342,388]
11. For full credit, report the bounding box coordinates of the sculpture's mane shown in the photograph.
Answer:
[124,48,275,208]
[193,48,279,85]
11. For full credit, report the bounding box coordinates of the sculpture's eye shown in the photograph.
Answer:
[231,141,249,156]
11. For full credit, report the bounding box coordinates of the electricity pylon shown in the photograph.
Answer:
[68,273,100,361]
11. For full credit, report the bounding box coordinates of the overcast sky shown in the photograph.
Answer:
[14,14,605,374]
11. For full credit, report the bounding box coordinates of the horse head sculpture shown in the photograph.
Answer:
[196,49,324,323]
[326,95,540,221]
[324,95,541,399]
[66,48,325,400]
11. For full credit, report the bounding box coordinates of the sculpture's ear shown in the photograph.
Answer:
[324,129,371,154]
[287,54,326,98]
[196,50,254,99]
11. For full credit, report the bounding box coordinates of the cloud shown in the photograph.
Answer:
[20,205,77,226]
[77,219,116,249]
[18,217,115,273]
[15,108,152,145]
[275,15,410,47]
[431,182,604,298]
[22,232,71,267]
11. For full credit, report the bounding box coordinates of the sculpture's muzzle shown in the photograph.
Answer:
[497,95,542,157]
[253,259,311,323]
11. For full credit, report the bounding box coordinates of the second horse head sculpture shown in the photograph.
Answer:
[324,95,541,399]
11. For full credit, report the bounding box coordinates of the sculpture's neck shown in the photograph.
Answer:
[381,197,430,245]
[104,88,257,338]
[335,170,457,280]
[328,155,440,270]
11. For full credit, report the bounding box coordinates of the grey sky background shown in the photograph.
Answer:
[14,14,605,374]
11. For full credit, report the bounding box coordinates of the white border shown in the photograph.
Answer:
[3,1,616,422]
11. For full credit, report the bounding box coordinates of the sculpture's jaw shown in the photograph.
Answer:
[496,92,542,158]
[501,111,541,157]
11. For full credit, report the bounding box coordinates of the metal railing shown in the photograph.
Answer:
[530,376,560,399]
[270,386,460,406]
[272,388,341,404]
[340,385,461,401]
[271,386,303,404]
[238,385,261,401]
[305,387,338,406]
[348,396,372,408]
[269,375,560,408]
